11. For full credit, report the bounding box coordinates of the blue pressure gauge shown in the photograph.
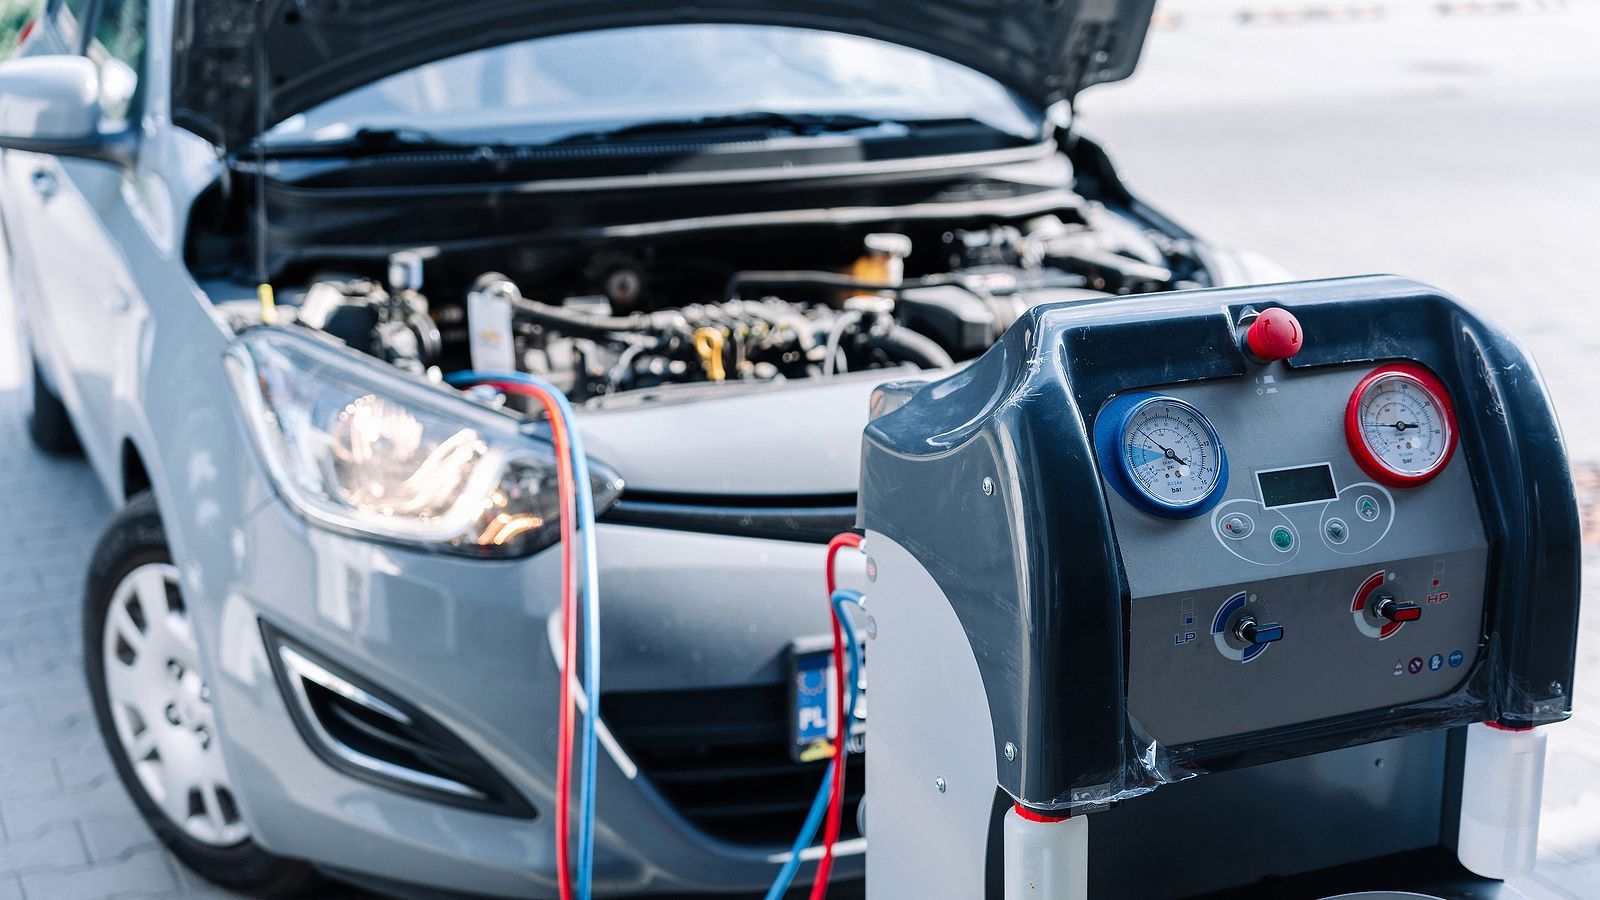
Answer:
[1094,392,1229,519]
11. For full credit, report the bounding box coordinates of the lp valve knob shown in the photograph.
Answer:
[1234,616,1284,645]
[1373,594,1422,623]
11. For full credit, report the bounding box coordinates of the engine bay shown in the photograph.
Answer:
[203,183,1210,404]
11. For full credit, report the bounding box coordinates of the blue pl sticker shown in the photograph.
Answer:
[793,651,832,748]
[1428,653,1444,672]
[1449,649,1464,668]
[791,644,866,762]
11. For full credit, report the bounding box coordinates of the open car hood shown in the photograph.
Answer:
[173,0,1158,151]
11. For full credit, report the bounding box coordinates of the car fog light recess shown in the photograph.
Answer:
[224,328,619,557]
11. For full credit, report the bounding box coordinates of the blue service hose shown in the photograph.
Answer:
[764,589,865,900]
[445,371,602,899]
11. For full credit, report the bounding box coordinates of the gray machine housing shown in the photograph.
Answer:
[858,276,1580,897]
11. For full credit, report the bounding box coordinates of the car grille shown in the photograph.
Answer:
[601,491,858,544]
[602,684,866,848]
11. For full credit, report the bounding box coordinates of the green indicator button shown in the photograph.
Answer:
[1357,494,1381,522]
[1270,526,1294,552]
[1325,518,1348,544]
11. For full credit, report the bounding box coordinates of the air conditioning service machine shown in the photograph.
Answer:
[853,276,1580,898]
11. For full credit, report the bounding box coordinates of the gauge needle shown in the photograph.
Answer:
[1368,420,1420,432]
[1138,430,1168,452]
[1139,430,1190,467]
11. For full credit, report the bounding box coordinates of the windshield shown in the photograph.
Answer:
[263,24,1046,147]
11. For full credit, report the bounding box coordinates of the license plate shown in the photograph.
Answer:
[788,636,866,763]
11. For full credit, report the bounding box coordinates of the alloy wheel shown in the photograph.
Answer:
[99,563,249,847]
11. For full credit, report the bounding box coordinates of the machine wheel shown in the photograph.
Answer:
[25,357,80,455]
[84,493,322,897]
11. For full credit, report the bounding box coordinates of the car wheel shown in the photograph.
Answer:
[24,356,81,455]
[85,492,322,897]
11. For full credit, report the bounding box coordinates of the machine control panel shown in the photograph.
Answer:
[1105,361,1488,746]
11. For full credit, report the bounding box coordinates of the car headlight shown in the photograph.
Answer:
[224,328,621,557]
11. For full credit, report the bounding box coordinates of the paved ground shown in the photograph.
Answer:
[1,2,1597,898]
[0,254,241,897]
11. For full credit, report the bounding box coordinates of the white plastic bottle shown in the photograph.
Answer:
[1457,722,1547,879]
[1004,805,1088,900]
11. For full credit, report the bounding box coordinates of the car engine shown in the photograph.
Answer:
[244,204,1203,404]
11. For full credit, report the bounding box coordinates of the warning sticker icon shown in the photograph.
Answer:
[1392,659,1405,677]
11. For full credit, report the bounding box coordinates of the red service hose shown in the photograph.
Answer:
[811,531,863,900]
[487,380,579,900]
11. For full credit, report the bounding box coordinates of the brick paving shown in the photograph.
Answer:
[0,274,240,898]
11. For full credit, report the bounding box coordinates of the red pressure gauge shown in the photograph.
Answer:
[1344,362,1459,488]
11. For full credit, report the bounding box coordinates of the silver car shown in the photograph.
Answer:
[0,0,1281,895]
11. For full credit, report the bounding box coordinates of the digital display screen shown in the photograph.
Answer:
[1257,464,1338,508]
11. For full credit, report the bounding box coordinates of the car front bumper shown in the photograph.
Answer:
[202,495,865,898]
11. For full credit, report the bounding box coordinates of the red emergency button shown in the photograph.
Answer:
[1245,308,1303,362]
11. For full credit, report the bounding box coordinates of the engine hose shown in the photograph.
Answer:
[512,296,671,338]
[725,271,895,302]
[406,309,443,362]
[821,311,863,377]
[724,270,953,302]
[870,325,955,370]
[471,271,663,340]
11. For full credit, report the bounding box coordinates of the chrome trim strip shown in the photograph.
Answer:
[278,645,412,724]
[276,645,486,800]
[766,836,868,864]
[544,611,639,781]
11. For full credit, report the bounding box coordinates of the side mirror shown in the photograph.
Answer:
[0,55,132,166]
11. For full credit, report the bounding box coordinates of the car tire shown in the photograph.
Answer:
[84,492,323,898]
[26,357,81,455]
